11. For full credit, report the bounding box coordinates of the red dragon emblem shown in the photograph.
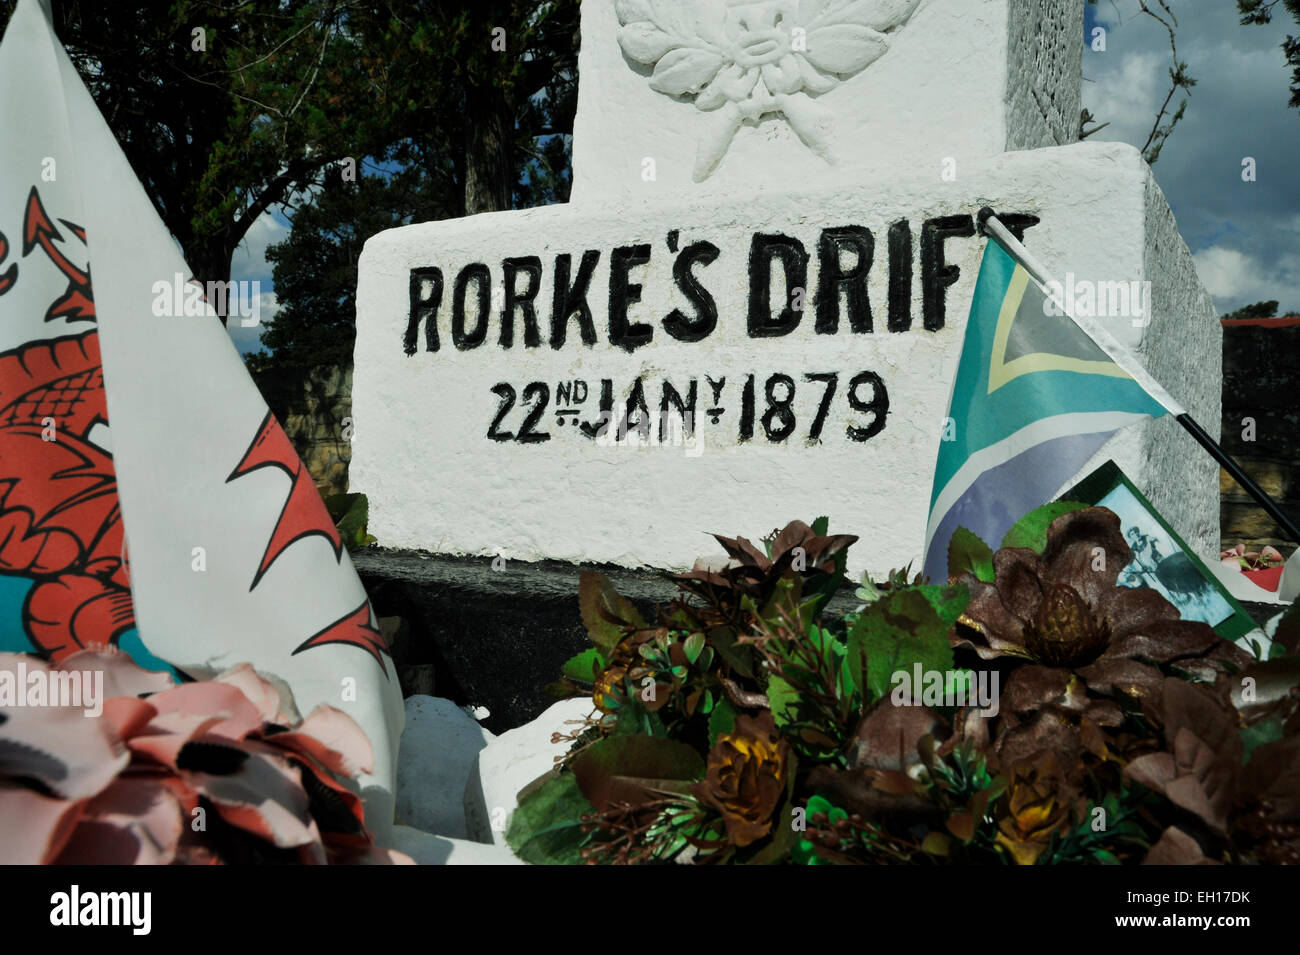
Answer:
[0,187,133,660]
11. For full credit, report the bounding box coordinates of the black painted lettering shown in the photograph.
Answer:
[550,251,600,349]
[815,226,873,334]
[659,379,698,441]
[452,263,491,349]
[921,215,975,332]
[748,233,808,338]
[579,379,614,440]
[663,240,721,342]
[996,213,1041,242]
[846,370,889,441]
[609,244,654,352]
[887,219,913,332]
[620,376,652,440]
[406,267,443,354]
[501,256,543,348]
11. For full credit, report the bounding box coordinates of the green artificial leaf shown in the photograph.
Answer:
[325,492,378,549]
[612,705,669,739]
[914,583,971,629]
[578,571,645,655]
[766,675,800,731]
[505,772,593,865]
[682,632,706,665]
[561,648,604,683]
[1000,501,1090,553]
[947,526,995,583]
[570,735,706,812]
[709,628,756,679]
[854,573,885,606]
[849,588,956,704]
[708,697,737,746]
[811,516,830,536]
[921,831,951,856]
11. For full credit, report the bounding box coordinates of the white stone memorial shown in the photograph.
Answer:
[352,0,1222,580]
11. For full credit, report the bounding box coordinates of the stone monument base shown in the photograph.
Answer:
[354,141,1222,581]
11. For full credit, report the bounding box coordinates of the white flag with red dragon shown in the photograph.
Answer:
[0,0,402,832]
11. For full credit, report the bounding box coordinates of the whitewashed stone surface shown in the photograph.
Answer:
[353,141,1221,579]
[573,0,1082,201]
[394,695,494,840]
[464,698,594,846]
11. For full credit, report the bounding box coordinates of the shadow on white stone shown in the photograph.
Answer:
[385,824,524,866]
[395,695,494,840]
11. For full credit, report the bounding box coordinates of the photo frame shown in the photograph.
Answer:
[1059,460,1258,645]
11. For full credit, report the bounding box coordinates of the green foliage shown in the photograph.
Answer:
[577,571,644,656]
[1037,789,1152,866]
[948,526,995,583]
[1221,299,1281,321]
[570,735,705,811]
[561,648,604,684]
[510,503,1279,865]
[1000,501,1089,552]
[504,772,592,865]
[849,587,959,704]
[323,493,376,550]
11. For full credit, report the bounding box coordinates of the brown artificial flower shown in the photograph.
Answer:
[675,520,856,625]
[952,508,1252,705]
[593,665,628,715]
[693,712,789,847]
[592,627,664,718]
[995,751,1076,865]
[1124,677,1242,838]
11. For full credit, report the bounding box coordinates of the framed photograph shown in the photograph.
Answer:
[1059,460,1258,644]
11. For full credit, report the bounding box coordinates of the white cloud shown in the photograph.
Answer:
[1193,245,1300,314]
[231,210,290,284]
[1192,246,1266,300]
[1085,49,1164,145]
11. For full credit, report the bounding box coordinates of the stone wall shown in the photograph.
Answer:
[253,363,353,497]
[1220,319,1300,554]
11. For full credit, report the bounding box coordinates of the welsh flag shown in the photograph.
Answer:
[0,0,402,832]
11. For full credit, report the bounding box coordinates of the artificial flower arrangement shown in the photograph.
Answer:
[1221,542,1288,593]
[0,647,410,865]
[508,505,1300,864]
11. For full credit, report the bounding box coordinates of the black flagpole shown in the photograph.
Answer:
[1174,413,1300,545]
[977,206,1300,546]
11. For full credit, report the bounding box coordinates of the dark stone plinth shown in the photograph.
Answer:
[355,551,682,734]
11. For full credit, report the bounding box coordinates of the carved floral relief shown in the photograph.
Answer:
[615,0,922,180]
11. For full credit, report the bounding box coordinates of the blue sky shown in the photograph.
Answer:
[1082,0,1300,315]
[223,2,1300,356]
